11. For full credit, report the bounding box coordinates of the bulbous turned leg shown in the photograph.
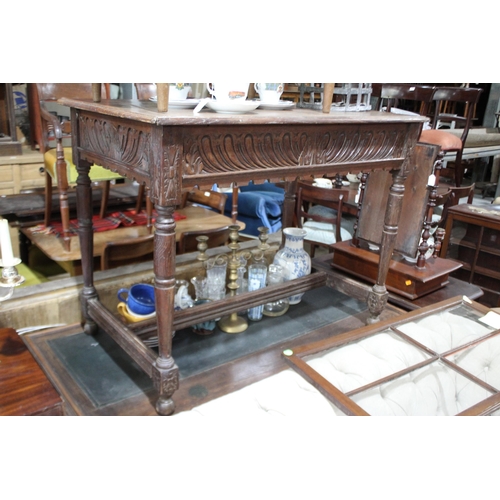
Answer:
[156,395,176,416]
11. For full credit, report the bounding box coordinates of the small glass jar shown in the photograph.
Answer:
[247,263,267,321]
[263,264,289,317]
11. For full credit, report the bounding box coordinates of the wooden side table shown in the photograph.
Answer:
[0,327,63,416]
[440,203,500,307]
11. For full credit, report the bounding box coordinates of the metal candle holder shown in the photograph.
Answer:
[0,260,25,302]
[217,225,252,334]
[195,236,209,261]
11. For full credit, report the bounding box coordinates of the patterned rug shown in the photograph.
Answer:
[30,210,186,237]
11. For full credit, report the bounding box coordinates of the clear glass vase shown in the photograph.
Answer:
[263,264,289,317]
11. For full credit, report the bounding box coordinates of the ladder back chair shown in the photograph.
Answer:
[378,83,436,117]
[100,234,155,270]
[420,87,483,187]
[180,189,228,214]
[295,181,353,258]
[177,226,231,255]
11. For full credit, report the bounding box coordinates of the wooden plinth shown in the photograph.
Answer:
[331,240,463,299]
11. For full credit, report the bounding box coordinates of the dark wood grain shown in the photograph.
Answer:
[0,327,63,416]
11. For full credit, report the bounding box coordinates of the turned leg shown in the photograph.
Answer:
[151,204,179,415]
[75,156,99,335]
[367,170,406,323]
[55,141,71,251]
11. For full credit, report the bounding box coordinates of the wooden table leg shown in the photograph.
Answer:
[75,157,99,335]
[366,169,406,323]
[151,204,179,416]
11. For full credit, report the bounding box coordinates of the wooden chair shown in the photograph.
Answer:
[378,83,436,116]
[429,189,451,229]
[177,226,231,255]
[30,83,150,251]
[180,189,228,214]
[100,234,155,270]
[420,87,483,187]
[432,184,475,232]
[378,84,483,187]
[134,83,157,101]
[295,182,353,258]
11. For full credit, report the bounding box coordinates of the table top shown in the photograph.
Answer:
[59,99,427,127]
[21,205,243,263]
[447,203,500,224]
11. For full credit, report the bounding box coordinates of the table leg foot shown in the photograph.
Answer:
[152,357,179,416]
[156,395,176,416]
[82,319,98,336]
[367,285,388,324]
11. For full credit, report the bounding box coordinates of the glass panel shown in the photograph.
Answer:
[351,360,495,416]
[396,306,495,354]
[446,333,500,391]
[305,330,430,394]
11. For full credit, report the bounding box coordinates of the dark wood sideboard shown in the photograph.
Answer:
[58,97,424,415]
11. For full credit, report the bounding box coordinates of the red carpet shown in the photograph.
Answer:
[31,210,186,237]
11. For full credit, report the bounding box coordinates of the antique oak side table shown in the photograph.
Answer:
[59,97,424,415]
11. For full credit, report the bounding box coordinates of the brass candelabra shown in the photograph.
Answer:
[217,225,253,333]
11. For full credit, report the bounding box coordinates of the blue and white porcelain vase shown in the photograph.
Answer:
[273,228,311,305]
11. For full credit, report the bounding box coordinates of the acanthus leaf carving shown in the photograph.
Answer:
[78,116,151,172]
[181,126,406,177]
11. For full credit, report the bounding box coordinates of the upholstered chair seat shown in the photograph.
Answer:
[43,147,123,185]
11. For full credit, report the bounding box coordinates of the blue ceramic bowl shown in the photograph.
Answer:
[117,283,155,316]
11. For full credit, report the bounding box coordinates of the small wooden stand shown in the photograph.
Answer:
[331,240,462,300]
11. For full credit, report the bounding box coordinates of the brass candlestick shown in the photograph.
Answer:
[218,225,252,334]
[196,236,209,261]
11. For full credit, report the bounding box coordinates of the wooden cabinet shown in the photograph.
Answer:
[0,148,45,195]
[0,83,22,157]
[440,203,500,307]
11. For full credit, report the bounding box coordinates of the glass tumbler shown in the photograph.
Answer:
[205,257,228,301]
[247,263,267,321]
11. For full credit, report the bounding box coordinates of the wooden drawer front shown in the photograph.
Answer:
[0,162,45,194]
[0,164,14,183]
[20,162,44,182]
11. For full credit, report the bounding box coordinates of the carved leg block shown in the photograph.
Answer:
[152,357,179,416]
[367,284,389,324]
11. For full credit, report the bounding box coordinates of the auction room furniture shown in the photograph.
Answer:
[332,142,462,300]
[440,203,500,307]
[421,86,483,187]
[20,205,239,276]
[29,83,151,251]
[0,83,22,156]
[295,181,352,257]
[173,297,500,416]
[100,233,155,271]
[60,94,424,415]
[0,326,63,416]
[223,182,285,236]
[180,188,227,214]
[379,84,484,188]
